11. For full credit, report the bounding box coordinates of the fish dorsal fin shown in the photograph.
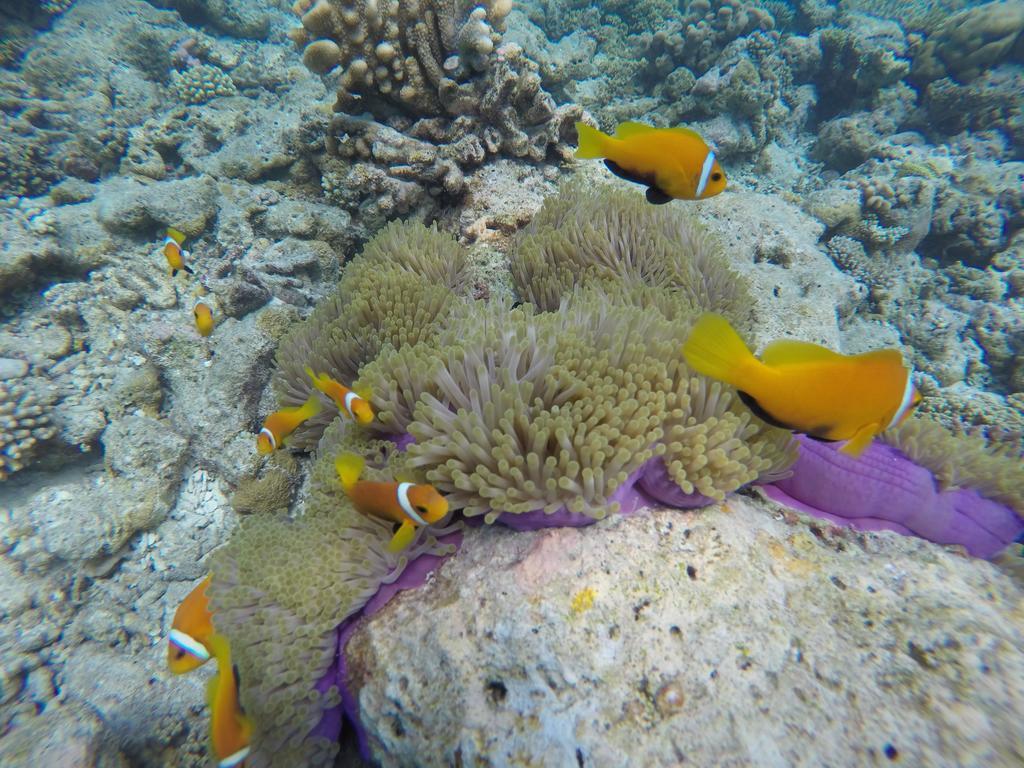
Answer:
[613,121,657,138]
[852,348,904,366]
[663,125,707,142]
[761,339,844,367]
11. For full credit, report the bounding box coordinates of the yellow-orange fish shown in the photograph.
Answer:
[335,453,449,553]
[167,575,214,674]
[575,121,727,204]
[682,313,921,457]
[194,300,214,337]
[305,367,374,425]
[206,634,253,768]
[163,227,195,277]
[256,394,321,454]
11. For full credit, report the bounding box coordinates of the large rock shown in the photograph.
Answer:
[347,495,1024,767]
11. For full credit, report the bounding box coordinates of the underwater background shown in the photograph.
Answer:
[1,0,1022,765]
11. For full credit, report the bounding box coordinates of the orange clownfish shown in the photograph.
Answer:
[682,313,922,458]
[335,453,449,553]
[167,575,214,674]
[256,394,322,454]
[574,120,727,204]
[305,367,374,425]
[163,228,195,277]
[206,634,253,768]
[194,300,214,337]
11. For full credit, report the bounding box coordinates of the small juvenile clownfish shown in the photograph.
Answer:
[682,313,922,458]
[305,367,374,425]
[167,575,214,674]
[256,394,322,454]
[194,300,215,337]
[335,453,449,553]
[574,120,727,204]
[163,227,195,277]
[206,634,253,768]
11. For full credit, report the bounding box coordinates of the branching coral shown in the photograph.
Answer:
[290,0,584,219]
[0,377,56,481]
[509,183,751,326]
[642,0,776,78]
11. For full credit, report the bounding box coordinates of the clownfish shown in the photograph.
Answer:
[256,394,322,454]
[305,367,374,425]
[682,313,922,458]
[167,575,215,674]
[574,120,727,204]
[335,453,449,553]
[206,634,253,768]
[163,228,195,277]
[194,300,215,337]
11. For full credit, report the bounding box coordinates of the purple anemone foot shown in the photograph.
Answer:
[762,435,1024,559]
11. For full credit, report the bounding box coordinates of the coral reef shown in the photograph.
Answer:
[215,183,802,764]
[0,377,56,480]
[170,63,237,104]
[910,0,1024,84]
[289,0,585,222]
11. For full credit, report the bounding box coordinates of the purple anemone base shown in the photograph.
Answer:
[761,435,1024,560]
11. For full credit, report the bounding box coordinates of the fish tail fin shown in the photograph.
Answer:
[682,313,759,387]
[334,452,365,491]
[298,393,322,419]
[167,227,187,245]
[305,366,327,392]
[574,121,609,159]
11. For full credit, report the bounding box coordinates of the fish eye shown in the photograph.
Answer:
[711,172,722,181]
[416,505,428,515]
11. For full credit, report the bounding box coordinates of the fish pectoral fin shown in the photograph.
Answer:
[645,186,673,204]
[761,339,844,367]
[604,159,655,187]
[838,424,879,458]
[387,521,417,553]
